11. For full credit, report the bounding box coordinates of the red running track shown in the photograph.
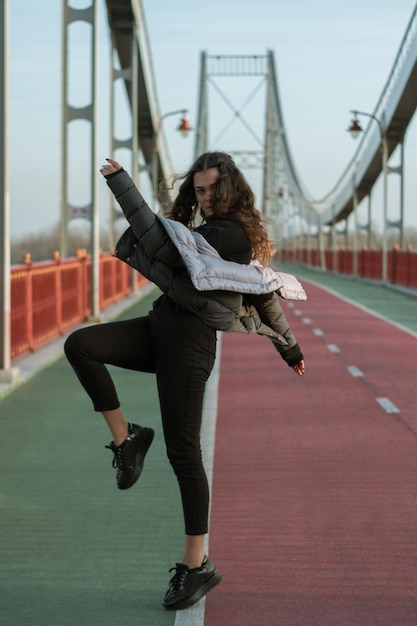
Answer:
[206,280,417,626]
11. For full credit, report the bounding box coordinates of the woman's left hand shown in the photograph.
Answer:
[292,359,305,377]
[100,158,122,177]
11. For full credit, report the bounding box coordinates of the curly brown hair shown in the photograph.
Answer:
[165,151,274,265]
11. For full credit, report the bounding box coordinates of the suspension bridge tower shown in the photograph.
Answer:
[194,51,304,248]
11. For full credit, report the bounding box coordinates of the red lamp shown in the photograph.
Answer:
[348,117,363,139]
[177,115,193,137]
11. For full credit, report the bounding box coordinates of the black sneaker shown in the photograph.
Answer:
[162,556,222,611]
[105,422,154,490]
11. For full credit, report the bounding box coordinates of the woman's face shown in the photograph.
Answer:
[193,167,219,219]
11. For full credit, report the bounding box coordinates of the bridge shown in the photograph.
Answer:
[1,1,417,625]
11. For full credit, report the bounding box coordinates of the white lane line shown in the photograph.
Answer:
[377,397,400,414]
[313,328,323,336]
[327,344,340,353]
[295,277,417,340]
[174,337,222,626]
[175,597,206,625]
[347,365,364,377]
[302,318,312,324]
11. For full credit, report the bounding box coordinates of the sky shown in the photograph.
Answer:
[7,0,417,241]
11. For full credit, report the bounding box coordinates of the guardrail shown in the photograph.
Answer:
[10,251,148,361]
[11,246,416,363]
[279,246,417,291]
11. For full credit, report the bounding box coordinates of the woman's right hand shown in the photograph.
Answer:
[100,158,122,177]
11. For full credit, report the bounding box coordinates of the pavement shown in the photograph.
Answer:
[205,268,417,625]
[1,265,416,626]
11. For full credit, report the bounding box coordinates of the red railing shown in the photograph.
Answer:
[278,246,417,291]
[11,246,416,362]
[11,252,149,361]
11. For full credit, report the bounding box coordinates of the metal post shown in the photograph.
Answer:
[61,1,100,319]
[349,110,388,282]
[108,32,115,252]
[109,33,139,292]
[131,39,139,186]
[306,215,312,267]
[152,129,159,210]
[90,0,100,320]
[318,227,326,270]
[331,221,337,273]
[0,0,8,370]
[110,65,133,244]
[382,137,388,282]
[0,0,13,380]
[0,0,18,382]
[399,141,405,249]
[194,51,208,158]
[263,53,275,219]
[152,109,189,210]
[353,192,359,277]
[60,0,68,258]
[367,193,372,250]
[130,37,139,293]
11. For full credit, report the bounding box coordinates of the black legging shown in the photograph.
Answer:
[64,297,217,535]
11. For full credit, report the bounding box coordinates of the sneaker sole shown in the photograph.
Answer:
[163,569,222,611]
[119,427,155,490]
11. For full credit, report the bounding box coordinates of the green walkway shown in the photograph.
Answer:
[1,268,416,625]
[0,290,183,626]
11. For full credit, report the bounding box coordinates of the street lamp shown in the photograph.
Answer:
[153,109,192,208]
[347,110,389,282]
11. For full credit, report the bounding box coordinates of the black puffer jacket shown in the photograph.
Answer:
[107,169,303,366]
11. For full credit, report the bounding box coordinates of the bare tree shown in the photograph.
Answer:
[11,222,110,265]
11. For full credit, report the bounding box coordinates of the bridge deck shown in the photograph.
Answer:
[207,274,417,626]
[1,267,416,625]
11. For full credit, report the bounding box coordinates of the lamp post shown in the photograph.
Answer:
[0,0,14,381]
[347,110,388,282]
[153,109,192,209]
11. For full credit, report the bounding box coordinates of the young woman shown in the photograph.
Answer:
[64,152,305,611]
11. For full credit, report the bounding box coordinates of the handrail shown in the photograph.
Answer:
[274,5,417,226]
[311,3,417,224]
[9,243,417,363]
[10,252,148,361]
[278,245,417,291]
